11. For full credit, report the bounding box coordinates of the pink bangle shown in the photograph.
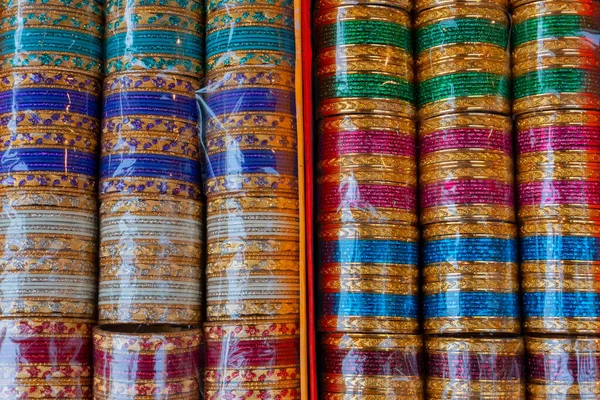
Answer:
[420,128,512,156]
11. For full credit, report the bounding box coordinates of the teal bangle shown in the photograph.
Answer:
[513,15,600,47]
[418,72,510,106]
[319,73,415,103]
[105,30,204,60]
[317,20,412,52]
[417,19,508,54]
[513,68,600,99]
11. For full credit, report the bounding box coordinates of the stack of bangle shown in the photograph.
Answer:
[99,0,204,325]
[314,0,421,397]
[517,110,600,334]
[93,326,202,399]
[426,336,526,399]
[512,0,600,115]
[320,333,423,398]
[204,320,301,400]
[0,1,101,397]
[415,2,511,120]
[526,336,600,399]
[0,0,101,320]
[314,2,415,119]
[0,319,93,398]
[419,112,519,334]
[202,0,301,395]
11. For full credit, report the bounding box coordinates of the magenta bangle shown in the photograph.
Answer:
[519,180,600,206]
[420,128,512,156]
[319,182,417,210]
[518,126,600,153]
[421,180,515,208]
[320,130,416,159]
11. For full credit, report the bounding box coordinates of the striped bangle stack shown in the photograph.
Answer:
[416,0,524,396]
[202,0,301,396]
[94,0,205,397]
[513,0,600,336]
[416,0,519,336]
[99,0,204,326]
[314,0,421,397]
[512,0,600,396]
[0,0,102,397]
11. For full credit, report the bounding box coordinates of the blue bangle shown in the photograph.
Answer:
[206,149,298,178]
[103,91,198,121]
[424,292,520,318]
[424,237,517,264]
[0,88,100,117]
[101,153,201,183]
[321,292,418,318]
[521,236,600,261]
[0,149,97,176]
[320,239,418,265]
[524,292,600,318]
[205,88,295,116]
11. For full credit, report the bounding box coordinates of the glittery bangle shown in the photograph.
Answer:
[315,0,412,12]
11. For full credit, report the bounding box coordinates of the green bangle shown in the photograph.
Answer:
[418,72,510,106]
[513,15,600,46]
[319,73,415,103]
[417,18,508,54]
[317,20,411,51]
[513,68,600,99]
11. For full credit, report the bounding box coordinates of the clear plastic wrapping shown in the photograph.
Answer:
[99,0,204,325]
[517,110,600,334]
[426,336,526,400]
[200,0,301,395]
[415,2,511,120]
[320,333,423,399]
[526,336,600,399]
[511,0,600,115]
[93,326,203,399]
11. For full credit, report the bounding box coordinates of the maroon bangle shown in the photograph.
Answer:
[427,353,523,381]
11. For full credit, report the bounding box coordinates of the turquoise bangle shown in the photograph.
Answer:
[105,30,204,60]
